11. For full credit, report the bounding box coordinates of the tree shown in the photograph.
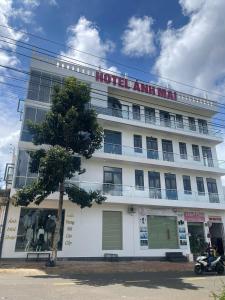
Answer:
[13,77,106,265]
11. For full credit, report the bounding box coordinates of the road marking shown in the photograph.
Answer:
[185,277,207,281]
[125,280,150,283]
[53,282,75,286]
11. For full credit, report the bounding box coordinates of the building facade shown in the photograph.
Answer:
[2,54,225,259]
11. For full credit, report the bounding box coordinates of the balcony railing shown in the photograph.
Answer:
[92,104,222,139]
[99,143,225,170]
[67,181,223,204]
[13,178,223,204]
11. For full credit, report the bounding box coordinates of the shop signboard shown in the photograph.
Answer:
[184,212,205,222]
[208,216,222,223]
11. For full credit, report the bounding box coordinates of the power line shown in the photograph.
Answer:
[0,63,225,132]
[3,35,225,112]
[0,24,225,102]
[0,41,224,112]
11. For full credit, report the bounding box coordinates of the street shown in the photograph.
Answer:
[0,269,225,300]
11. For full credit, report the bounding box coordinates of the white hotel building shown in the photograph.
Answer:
[2,54,225,260]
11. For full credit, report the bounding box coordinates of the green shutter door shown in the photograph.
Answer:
[102,211,122,250]
[147,216,178,249]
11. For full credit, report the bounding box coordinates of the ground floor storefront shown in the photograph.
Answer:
[1,201,225,260]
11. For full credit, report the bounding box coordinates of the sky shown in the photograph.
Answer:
[1,0,225,184]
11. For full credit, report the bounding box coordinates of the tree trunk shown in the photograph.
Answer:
[51,181,64,265]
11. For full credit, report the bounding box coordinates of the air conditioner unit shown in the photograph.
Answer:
[128,206,136,214]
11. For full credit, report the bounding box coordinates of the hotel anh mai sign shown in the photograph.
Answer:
[96,71,177,101]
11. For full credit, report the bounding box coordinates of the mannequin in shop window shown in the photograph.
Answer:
[36,226,45,251]
[25,226,33,252]
[46,215,56,249]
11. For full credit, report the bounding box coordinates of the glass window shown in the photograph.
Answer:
[134,135,142,153]
[148,171,161,198]
[21,107,47,142]
[104,130,122,155]
[179,142,187,160]
[15,208,65,252]
[132,105,141,120]
[198,119,208,134]
[103,167,122,196]
[160,111,171,127]
[16,150,29,177]
[38,73,51,103]
[176,114,184,128]
[188,117,196,131]
[146,137,158,159]
[135,170,144,190]
[27,70,41,101]
[202,146,214,167]
[162,139,174,162]
[206,178,219,203]
[192,145,200,161]
[145,107,155,124]
[165,173,177,200]
[183,175,192,194]
[21,107,36,142]
[196,177,205,195]
[108,97,122,118]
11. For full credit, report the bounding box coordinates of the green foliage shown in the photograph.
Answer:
[211,287,225,300]
[13,77,105,208]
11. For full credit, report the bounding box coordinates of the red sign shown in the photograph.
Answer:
[209,216,222,223]
[184,212,205,222]
[96,71,177,101]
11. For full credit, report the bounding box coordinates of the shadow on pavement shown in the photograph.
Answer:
[26,270,202,291]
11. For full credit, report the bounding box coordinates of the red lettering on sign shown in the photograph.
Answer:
[96,71,177,101]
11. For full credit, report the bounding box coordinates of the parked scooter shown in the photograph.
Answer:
[194,255,224,275]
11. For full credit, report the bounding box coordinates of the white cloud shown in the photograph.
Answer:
[62,16,117,72]
[154,0,225,98]
[121,16,155,57]
[154,0,225,185]
[179,0,205,14]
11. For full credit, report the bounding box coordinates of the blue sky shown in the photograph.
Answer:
[0,0,225,184]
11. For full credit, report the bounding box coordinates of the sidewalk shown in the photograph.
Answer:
[0,260,193,276]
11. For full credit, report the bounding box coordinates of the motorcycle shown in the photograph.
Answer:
[194,255,224,275]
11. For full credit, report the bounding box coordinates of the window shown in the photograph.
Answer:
[15,208,65,252]
[145,107,155,124]
[162,139,174,162]
[165,173,177,200]
[188,117,196,131]
[176,114,184,129]
[160,110,171,127]
[192,144,200,161]
[196,177,205,195]
[132,105,141,120]
[179,142,187,160]
[104,130,122,155]
[206,178,219,203]
[103,167,122,196]
[27,70,62,103]
[134,135,142,153]
[135,170,144,190]
[21,106,47,142]
[146,137,158,159]
[202,146,214,167]
[183,175,192,194]
[14,150,38,189]
[102,211,122,250]
[27,70,41,101]
[148,171,161,198]
[108,97,122,118]
[198,119,208,134]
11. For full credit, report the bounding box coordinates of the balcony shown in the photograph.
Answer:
[67,181,223,207]
[95,143,225,174]
[92,105,222,141]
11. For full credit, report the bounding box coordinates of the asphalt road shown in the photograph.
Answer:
[0,270,225,300]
